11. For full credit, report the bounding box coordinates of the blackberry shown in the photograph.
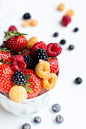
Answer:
[12,71,26,86]
[23,13,31,19]
[24,55,36,69]
[34,48,48,63]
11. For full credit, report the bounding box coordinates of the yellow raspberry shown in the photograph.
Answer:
[66,10,74,17]
[30,19,38,26]
[22,20,30,27]
[58,4,65,11]
[9,85,27,103]
[35,61,50,79]
[26,36,38,49]
[42,73,57,90]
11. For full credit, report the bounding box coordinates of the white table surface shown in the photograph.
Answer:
[0,0,86,128]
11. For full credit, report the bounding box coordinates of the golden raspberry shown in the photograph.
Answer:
[35,61,50,79]
[26,36,38,49]
[9,85,27,103]
[30,19,38,26]
[58,4,65,11]
[42,73,57,90]
[22,20,30,27]
[66,10,74,17]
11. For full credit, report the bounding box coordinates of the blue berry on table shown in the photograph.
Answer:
[52,104,61,112]
[34,116,41,123]
[68,45,74,50]
[22,123,31,129]
[23,13,31,19]
[73,27,79,32]
[75,77,82,84]
[55,115,64,123]
[60,39,66,45]
[53,32,59,37]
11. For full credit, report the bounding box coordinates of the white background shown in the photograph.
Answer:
[0,0,86,129]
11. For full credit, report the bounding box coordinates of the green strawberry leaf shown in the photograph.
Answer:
[24,85,33,93]
[25,82,33,86]
[26,74,30,81]
[0,48,11,53]
[1,58,4,63]
[3,31,28,41]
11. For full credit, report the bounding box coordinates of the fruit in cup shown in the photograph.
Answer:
[0,29,62,103]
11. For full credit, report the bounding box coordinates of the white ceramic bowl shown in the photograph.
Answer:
[0,88,54,116]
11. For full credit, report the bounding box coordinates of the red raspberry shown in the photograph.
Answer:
[47,58,59,74]
[21,49,31,57]
[8,25,18,32]
[62,15,71,26]
[11,55,27,72]
[46,43,62,57]
[31,41,47,57]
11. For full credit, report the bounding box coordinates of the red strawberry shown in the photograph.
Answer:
[21,49,31,57]
[0,48,12,64]
[23,69,43,98]
[0,64,14,93]
[3,31,27,53]
[8,25,18,32]
[47,58,59,74]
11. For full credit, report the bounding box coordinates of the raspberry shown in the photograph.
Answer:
[42,73,57,90]
[46,43,62,57]
[21,49,31,57]
[66,10,74,17]
[30,19,38,26]
[12,55,27,72]
[31,41,47,57]
[35,61,50,79]
[26,36,38,49]
[58,4,65,11]
[62,15,71,26]
[9,85,27,103]
[8,25,18,32]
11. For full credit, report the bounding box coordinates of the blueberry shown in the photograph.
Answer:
[60,39,66,45]
[75,77,82,84]
[52,104,61,112]
[68,45,74,50]
[73,27,79,32]
[34,116,41,123]
[22,123,31,129]
[53,32,59,37]
[23,13,31,19]
[55,115,64,123]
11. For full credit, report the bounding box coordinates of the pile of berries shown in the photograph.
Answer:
[0,26,62,103]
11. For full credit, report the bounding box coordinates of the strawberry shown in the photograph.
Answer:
[0,64,14,93]
[47,57,59,74]
[23,69,43,98]
[0,48,12,64]
[3,31,27,54]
